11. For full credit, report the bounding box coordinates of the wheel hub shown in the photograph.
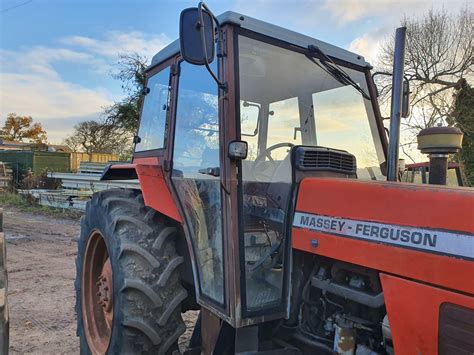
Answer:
[82,231,114,354]
[97,259,113,320]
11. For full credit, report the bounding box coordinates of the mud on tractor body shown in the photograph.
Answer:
[75,3,474,354]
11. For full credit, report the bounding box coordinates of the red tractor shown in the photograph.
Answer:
[75,3,474,354]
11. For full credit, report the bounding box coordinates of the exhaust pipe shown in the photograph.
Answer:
[387,27,407,182]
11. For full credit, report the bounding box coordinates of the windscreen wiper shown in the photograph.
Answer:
[306,45,371,100]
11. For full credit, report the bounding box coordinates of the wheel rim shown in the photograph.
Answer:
[82,230,114,354]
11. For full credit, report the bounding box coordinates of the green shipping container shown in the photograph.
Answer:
[0,150,70,182]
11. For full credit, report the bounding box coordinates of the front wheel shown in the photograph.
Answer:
[75,189,187,354]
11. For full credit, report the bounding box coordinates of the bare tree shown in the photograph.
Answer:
[377,7,473,150]
[64,120,132,157]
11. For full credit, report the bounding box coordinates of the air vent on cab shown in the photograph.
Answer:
[293,146,357,175]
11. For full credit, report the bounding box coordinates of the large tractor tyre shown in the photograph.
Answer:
[75,189,187,354]
[0,208,9,354]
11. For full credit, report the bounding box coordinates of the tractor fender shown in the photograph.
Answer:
[102,159,183,223]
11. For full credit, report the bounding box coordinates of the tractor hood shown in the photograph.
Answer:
[292,178,474,294]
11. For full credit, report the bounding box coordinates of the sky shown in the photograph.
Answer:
[0,0,467,144]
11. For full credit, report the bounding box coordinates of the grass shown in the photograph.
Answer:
[0,191,82,219]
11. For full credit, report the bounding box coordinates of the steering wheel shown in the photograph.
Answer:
[252,143,295,181]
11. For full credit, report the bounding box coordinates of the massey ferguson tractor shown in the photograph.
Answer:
[75,3,474,354]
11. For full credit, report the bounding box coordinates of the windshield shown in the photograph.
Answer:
[239,35,384,178]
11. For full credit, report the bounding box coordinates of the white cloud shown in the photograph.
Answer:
[322,0,465,25]
[62,31,170,59]
[1,47,100,79]
[348,29,388,63]
[0,72,112,143]
[322,0,378,24]
[0,30,171,143]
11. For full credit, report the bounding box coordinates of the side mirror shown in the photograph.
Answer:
[401,79,410,118]
[179,7,215,65]
[228,141,248,160]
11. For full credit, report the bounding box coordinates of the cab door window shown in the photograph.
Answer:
[171,61,224,305]
[135,67,171,152]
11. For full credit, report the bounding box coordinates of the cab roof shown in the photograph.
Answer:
[150,10,370,69]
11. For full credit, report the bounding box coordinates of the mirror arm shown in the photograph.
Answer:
[372,70,410,118]
[198,2,227,91]
[199,2,224,58]
[371,71,392,97]
[242,101,261,136]
[371,71,410,95]
[371,71,392,80]
[372,71,410,83]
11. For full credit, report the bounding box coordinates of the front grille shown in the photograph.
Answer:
[294,146,356,174]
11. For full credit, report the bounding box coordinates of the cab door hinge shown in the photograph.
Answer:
[162,159,172,172]
[217,30,227,58]
[171,63,180,76]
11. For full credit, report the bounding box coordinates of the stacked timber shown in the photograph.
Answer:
[0,162,12,190]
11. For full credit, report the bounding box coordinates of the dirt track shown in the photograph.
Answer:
[5,209,79,354]
[4,209,196,354]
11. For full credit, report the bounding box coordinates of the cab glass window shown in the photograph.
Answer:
[135,67,171,151]
[171,61,225,305]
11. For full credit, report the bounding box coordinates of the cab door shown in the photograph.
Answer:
[170,60,226,307]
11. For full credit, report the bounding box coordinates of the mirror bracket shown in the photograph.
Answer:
[179,2,227,90]
[198,2,227,91]
[372,71,410,118]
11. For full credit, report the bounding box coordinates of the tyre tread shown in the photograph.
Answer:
[119,243,161,269]
[122,318,162,345]
[121,279,163,307]
[76,189,187,354]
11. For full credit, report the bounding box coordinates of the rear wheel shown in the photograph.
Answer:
[76,189,187,354]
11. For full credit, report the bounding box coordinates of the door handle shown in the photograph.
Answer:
[198,167,220,177]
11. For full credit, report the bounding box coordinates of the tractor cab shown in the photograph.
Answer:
[131,6,387,327]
